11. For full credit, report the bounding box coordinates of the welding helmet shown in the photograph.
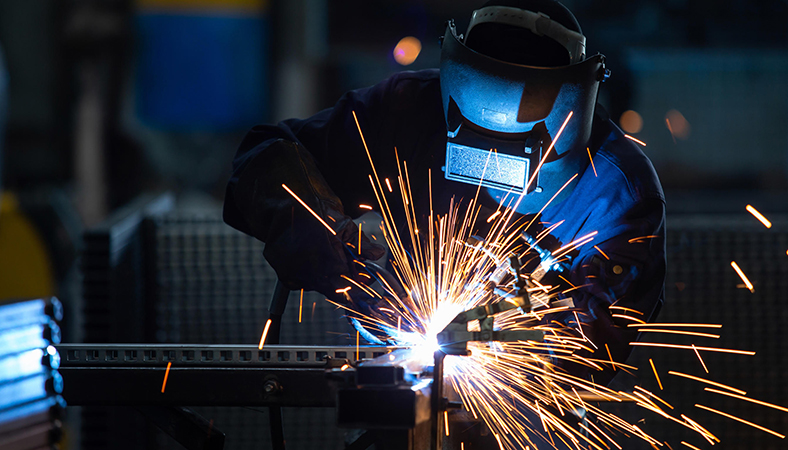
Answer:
[440,0,608,212]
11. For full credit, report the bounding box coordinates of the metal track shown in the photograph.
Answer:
[58,344,394,367]
[56,344,395,407]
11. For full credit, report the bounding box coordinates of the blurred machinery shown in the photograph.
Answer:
[0,297,66,450]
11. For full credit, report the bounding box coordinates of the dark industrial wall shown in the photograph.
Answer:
[1,1,787,449]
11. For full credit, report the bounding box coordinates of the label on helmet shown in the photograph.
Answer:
[445,143,529,192]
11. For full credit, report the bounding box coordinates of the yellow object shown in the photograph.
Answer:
[0,192,55,300]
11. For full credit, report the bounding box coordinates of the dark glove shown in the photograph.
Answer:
[342,260,413,345]
[230,139,385,302]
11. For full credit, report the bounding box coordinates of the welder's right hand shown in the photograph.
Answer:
[341,260,412,345]
[228,139,385,302]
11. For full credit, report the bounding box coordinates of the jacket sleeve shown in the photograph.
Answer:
[222,76,399,295]
[555,197,666,386]
[223,76,398,241]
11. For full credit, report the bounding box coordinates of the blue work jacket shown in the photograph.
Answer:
[224,69,666,386]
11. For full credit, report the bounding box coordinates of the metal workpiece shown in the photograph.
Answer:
[337,348,434,434]
[55,344,396,407]
[57,344,393,367]
[436,299,544,356]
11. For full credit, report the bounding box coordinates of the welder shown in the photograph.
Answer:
[224,0,664,427]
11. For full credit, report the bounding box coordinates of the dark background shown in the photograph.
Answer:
[0,1,786,449]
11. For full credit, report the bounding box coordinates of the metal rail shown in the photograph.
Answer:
[58,344,394,367]
[56,344,395,407]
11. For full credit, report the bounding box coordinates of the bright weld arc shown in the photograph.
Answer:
[258,319,272,350]
[730,261,754,292]
[625,134,647,146]
[347,107,760,450]
[161,361,172,393]
[745,204,772,228]
[282,184,337,236]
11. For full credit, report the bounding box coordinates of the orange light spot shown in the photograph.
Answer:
[619,110,643,134]
[746,204,771,228]
[680,442,702,450]
[335,286,352,294]
[385,178,393,192]
[393,36,421,65]
[161,361,172,393]
[666,109,690,140]
[359,204,373,210]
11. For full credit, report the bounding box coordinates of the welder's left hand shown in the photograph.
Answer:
[227,139,386,303]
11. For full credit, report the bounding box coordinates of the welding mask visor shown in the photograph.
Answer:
[440,19,606,212]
